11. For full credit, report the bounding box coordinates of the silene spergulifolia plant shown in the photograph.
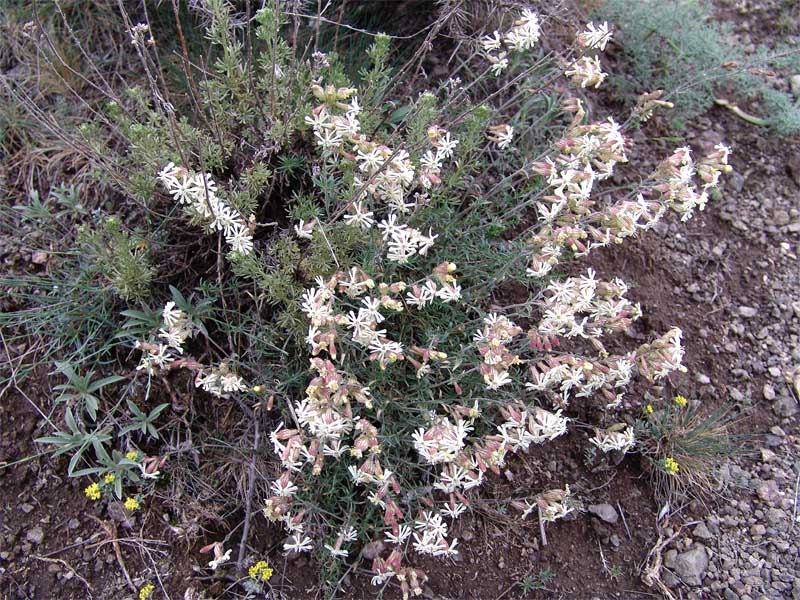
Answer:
[37,3,733,597]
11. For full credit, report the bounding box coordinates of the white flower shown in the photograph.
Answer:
[315,127,343,151]
[484,369,512,390]
[577,21,612,51]
[343,201,375,230]
[207,547,232,570]
[565,55,607,89]
[492,124,514,149]
[590,426,635,454]
[284,535,313,553]
[324,544,349,559]
[294,219,315,240]
[435,132,459,159]
[488,52,509,76]
[481,30,502,51]
[384,524,412,545]
[220,373,247,393]
[162,302,185,328]
[505,9,541,51]
[225,224,253,255]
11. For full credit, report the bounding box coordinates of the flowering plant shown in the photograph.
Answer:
[24,3,733,597]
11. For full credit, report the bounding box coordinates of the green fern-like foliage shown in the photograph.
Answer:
[598,0,800,134]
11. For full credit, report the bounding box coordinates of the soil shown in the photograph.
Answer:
[2,1,800,600]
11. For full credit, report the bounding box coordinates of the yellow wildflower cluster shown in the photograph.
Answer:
[248,560,274,582]
[126,451,139,461]
[124,497,141,511]
[103,473,116,484]
[674,395,688,407]
[664,457,680,475]
[139,583,155,600]
[84,482,101,501]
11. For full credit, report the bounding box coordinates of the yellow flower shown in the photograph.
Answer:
[124,497,141,511]
[139,583,155,600]
[103,473,116,484]
[248,560,274,582]
[674,395,688,407]
[644,404,654,414]
[84,483,101,501]
[126,451,139,461]
[664,457,679,475]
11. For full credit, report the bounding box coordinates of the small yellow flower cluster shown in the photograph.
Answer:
[248,560,274,582]
[645,404,654,414]
[674,395,688,407]
[124,497,141,511]
[126,451,139,461]
[138,583,155,600]
[103,473,116,484]
[84,482,101,501]
[664,457,680,475]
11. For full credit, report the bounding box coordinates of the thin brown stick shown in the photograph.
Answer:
[236,416,261,573]
[33,555,94,595]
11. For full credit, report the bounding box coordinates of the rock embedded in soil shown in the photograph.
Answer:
[25,527,44,545]
[772,396,798,418]
[587,503,618,524]
[738,306,758,318]
[762,384,776,401]
[674,545,709,586]
[692,522,714,540]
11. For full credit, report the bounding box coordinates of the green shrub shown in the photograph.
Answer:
[597,0,800,133]
[3,2,742,597]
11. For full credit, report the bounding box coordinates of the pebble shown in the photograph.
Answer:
[673,545,709,586]
[25,527,44,545]
[738,306,758,318]
[693,522,714,540]
[588,503,619,524]
[773,396,798,417]
[762,384,776,401]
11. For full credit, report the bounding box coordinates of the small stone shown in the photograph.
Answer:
[770,425,786,437]
[588,503,619,524]
[757,480,780,504]
[723,588,739,600]
[610,534,621,547]
[693,522,714,540]
[766,508,786,526]
[768,366,782,378]
[760,448,777,463]
[663,569,680,588]
[750,524,766,537]
[19,503,35,515]
[361,541,385,561]
[762,384,776,401]
[25,527,44,545]
[695,373,711,385]
[31,251,48,265]
[773,210,791,227]
[773,396,798,418]
[674,546,709,586]
[738,306,758,318]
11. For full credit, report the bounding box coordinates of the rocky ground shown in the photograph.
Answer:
[582,100,800,600]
